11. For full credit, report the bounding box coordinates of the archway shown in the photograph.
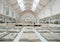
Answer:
[19,10,37,23]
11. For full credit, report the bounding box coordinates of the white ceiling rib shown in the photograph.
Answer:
[32,0,40,11]
[9,0,51,16]
[17,0,25,11]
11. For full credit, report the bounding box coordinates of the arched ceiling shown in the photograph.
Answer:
[19,11,36,22]
[19,10,36,18]
[9,0,52,17]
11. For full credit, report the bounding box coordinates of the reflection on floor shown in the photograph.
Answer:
[0,26,60,42]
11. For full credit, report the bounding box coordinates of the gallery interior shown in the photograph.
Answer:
[0,0,60,42]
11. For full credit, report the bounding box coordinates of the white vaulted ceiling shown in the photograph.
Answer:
[9,0,51,14]
[9,0,52,22]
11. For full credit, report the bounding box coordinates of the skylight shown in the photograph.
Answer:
[32,0,40,11]
[17,0,25,11]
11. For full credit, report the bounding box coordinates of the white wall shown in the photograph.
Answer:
[0,0,3,14]
[0,0,18,19]
[38,0,60,19]
[53,0,60,15]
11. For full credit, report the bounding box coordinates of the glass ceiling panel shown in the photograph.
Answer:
[32,0,40,11]
[17,0,25,11]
